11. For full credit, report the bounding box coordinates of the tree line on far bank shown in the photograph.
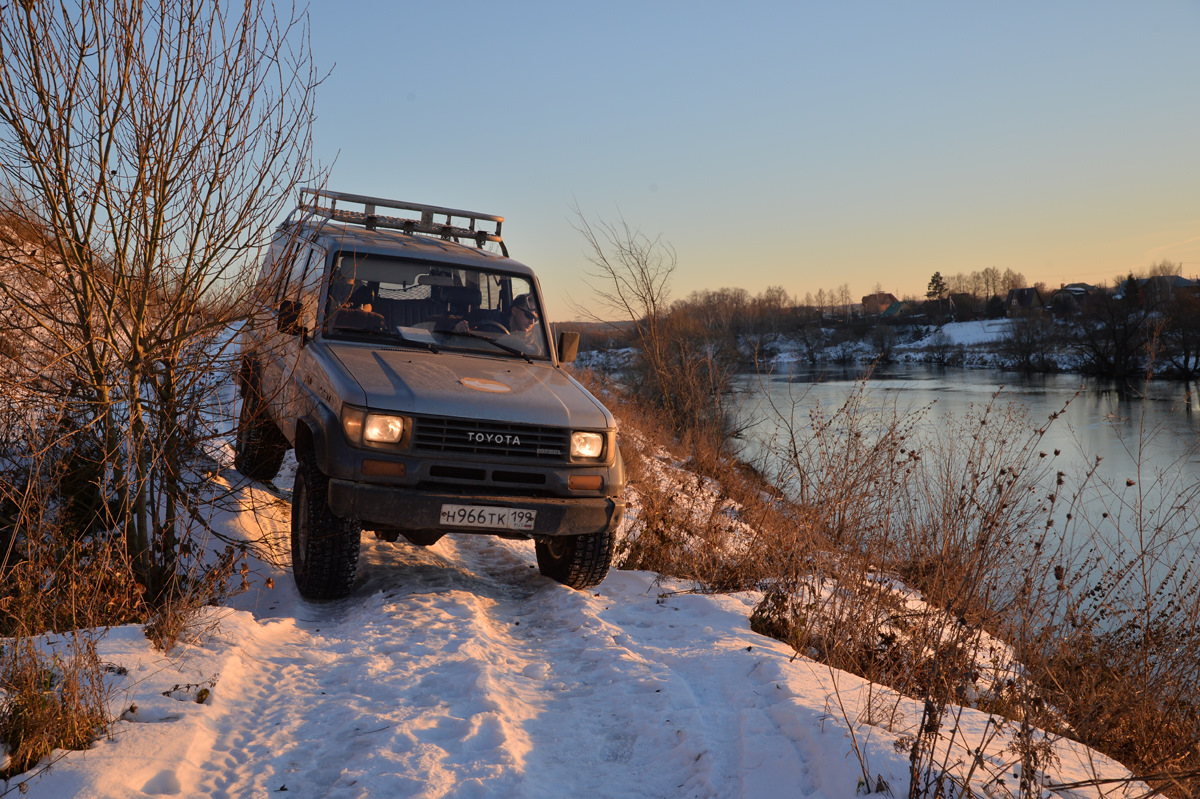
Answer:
[568,258,1200,384]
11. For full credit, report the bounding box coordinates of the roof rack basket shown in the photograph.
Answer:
[291,188,507,257]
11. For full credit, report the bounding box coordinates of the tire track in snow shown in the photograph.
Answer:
[417,535,829,798]
[193,533,844,798]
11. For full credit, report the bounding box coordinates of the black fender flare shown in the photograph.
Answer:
[294,399,342,476]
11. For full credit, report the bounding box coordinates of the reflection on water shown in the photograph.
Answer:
[737,364,1200,487]
[735,363,1200,580]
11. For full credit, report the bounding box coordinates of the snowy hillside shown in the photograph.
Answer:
[1,366,1147,798]
[5,522,1143,799]
[2,470,1146,797]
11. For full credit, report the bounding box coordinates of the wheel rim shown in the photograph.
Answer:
[545,537,570,561]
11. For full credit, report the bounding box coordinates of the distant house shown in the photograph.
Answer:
[862,291,899,316]
[1005,287,1045,317]
[880,301,908,318]
[1138,275,1199,307]
[1047,282,1100,317]
[1176,283,1200,303]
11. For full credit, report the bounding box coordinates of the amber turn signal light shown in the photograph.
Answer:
[568,475,603,491]
[362,459,406,477]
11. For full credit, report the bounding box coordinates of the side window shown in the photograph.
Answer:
[296,245,327,333]
[269,232,308,303]
[283,241,316,301]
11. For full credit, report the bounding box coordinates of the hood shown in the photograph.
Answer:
[328,344,612,429]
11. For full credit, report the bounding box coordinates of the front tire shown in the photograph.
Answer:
[291,455,360,600]
[233,393,287,481]
[535,530,614,589]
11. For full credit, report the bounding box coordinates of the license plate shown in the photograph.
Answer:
[439,504,536,531]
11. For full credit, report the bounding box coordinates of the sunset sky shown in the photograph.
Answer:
[306,1,1200,320]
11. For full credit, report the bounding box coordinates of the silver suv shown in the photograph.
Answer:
[235,190,625,599]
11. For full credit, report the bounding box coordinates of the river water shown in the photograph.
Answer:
[737,364,1200,482]
[734,364,1200,556]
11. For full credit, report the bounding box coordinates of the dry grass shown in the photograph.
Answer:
[0,412,249,779]
[574,367,816,590]
[581,364,1200,798]
[0,634,108,779]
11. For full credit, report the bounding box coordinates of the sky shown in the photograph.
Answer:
[304,1,1200,321]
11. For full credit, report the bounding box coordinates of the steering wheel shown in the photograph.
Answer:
[473,320,509,334]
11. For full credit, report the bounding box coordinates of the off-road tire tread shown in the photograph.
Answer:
[535,530,614,590]
[291,456,360,600]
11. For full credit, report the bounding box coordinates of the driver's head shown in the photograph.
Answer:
[511,294,539,331]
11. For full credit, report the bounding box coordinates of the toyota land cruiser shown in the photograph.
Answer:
[235,189,625,599]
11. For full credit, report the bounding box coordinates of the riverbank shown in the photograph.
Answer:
[769,318,1020,369]
[578,313,1200,381]
[575,366,1200,798]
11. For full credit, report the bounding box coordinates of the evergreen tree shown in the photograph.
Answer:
[926,271,948,301]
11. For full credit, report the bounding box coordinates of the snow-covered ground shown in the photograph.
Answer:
[904,319,1014,349]
[577,318,1021,374]
[0,347,1146,799]
[4,468,1144,799]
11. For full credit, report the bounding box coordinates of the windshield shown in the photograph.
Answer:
[321,254,548,359]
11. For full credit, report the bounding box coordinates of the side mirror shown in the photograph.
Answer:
[277,299,305,337]
[557,330,580,364]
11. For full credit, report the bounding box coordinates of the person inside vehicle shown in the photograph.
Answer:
[497,293,545,356]
[331,285,385,332]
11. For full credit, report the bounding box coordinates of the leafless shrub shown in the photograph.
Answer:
[0,0,323,600]
[601,357,1199,796]
[571,210,741,457]
[0,0,321,780]
[756,369,1200,797]
[573,368,812,589]
[0,415,147,636]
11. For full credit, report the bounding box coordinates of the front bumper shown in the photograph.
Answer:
[327,480,625,538]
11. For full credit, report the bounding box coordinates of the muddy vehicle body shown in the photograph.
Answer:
[236,190,625,599]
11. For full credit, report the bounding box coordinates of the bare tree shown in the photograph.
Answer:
[814,287,829,316]
[1001,267,1027,293]
[572,208,738,456]
[981,266,1002,299]
[571,208,676,376]
[835,283,852,322]
[0,0,323,597]
[752,285,792,338]
[1148,258,1183,278]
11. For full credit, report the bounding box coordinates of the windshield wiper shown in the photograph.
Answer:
[327,326,440,353]
[435,329,534,362]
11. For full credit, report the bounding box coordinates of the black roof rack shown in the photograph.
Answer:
[291,188,507,257]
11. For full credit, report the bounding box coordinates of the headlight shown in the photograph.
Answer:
[365,413,405,443]
[570,431,605,460]
[341,407,408,446]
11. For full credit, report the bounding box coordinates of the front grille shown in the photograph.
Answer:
[429,465,486,481]
[412,416,569,461]
[493,471,547,485]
